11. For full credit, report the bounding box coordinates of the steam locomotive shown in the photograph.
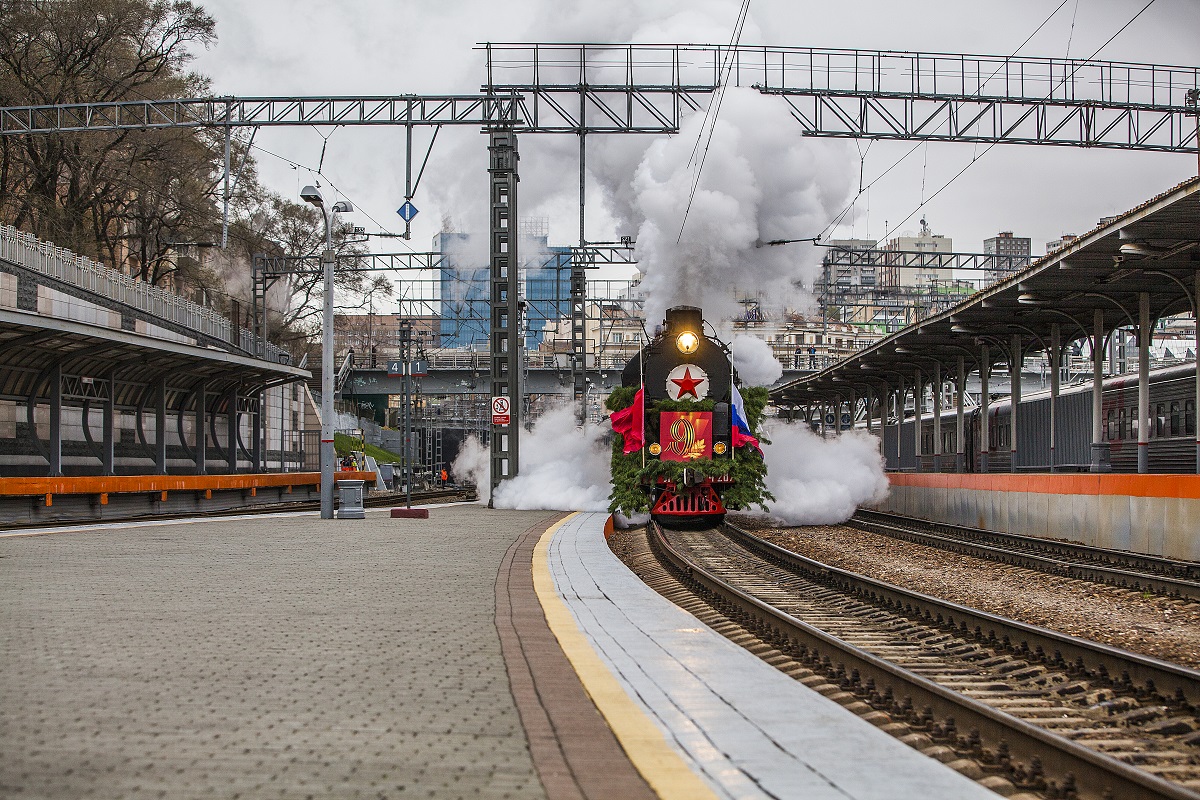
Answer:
[608,306,767,526]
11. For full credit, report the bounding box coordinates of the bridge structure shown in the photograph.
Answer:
[2,43,1197,487]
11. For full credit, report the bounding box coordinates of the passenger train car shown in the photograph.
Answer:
[880,363,1197,473]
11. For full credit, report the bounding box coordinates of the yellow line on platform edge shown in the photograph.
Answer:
[532,512,719,800]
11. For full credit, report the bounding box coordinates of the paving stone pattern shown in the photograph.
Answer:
[0,506,561,799]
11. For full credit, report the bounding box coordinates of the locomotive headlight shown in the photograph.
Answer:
[676,330,699,354]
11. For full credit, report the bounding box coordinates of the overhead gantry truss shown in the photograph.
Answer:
[2,44,1195,150]
[824,249,1032,273]
[0,95,522,135]
[483,43,1200,150]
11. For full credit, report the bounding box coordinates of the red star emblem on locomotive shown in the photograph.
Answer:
[670,367,704,399]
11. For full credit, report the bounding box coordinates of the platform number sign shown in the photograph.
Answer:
[491,396,511,426]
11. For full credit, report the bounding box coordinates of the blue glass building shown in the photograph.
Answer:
[434,231,573,350]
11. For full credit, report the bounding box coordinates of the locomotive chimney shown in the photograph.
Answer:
[664,306,703,338]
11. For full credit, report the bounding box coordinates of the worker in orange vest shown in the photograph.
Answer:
[440,469,448,484]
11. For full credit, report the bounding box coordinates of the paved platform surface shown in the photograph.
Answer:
[0,505,560,799]
[544,512,997,800]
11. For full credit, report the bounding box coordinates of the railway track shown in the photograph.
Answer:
[630,520,1200,800]
[0,488,473,531]
[851,510,1200,601]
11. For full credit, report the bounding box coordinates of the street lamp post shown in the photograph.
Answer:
[301,185,353,519]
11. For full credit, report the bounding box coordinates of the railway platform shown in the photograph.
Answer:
[0,504,996,799]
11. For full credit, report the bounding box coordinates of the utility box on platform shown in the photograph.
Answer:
[335,480,366,519]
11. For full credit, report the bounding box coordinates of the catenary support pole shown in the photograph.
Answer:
[1138,292,1151,474]
[895,376,904,470]
[221,101,231,249]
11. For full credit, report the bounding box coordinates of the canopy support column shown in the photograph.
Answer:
[1010,334,1021,473]
[956,356,965,473]
[913,367,922,472]
[1138,292,1151,474]
[980,344,990,474]
[1091,309,1111,472]
[1050,324,1060,472]
[48,362,62,477]
[932,361,943,472]
[155,375,168,474]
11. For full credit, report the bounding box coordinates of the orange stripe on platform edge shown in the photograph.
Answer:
[0,471,377,498]
[888,472,1200,499]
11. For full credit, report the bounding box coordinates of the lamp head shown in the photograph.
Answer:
[331,200,354,214]
[676,330,699,355]
[300,185,324,207]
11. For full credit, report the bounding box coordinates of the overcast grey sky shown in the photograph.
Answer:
[191,0,1199,262]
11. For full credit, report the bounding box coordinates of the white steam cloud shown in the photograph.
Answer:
[757,422,889,525]
[730,334,783,387]
[451,405,612,512]
[451,434,491,504]
[622,88,854,328]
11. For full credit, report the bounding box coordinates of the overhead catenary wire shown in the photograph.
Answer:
[870,0,1161,247]
[818,0,1075,242]
[676,0,752,242]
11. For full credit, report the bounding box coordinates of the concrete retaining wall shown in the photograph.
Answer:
[873,474,1200,562]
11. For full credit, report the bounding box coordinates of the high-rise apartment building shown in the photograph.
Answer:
[983,231,1032,283]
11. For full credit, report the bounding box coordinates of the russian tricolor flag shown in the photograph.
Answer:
[731,384,761,452]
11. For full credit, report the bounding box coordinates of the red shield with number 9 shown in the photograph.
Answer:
[658,411,712,462]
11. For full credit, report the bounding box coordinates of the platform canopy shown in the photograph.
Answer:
[0,309,309,407]
[772,176,1200,405]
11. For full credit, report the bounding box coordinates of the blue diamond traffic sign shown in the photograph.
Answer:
[396,201,419,222]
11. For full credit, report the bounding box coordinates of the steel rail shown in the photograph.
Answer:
[851,509,1200,600]
[724,520,1200,706]
[649,521,1198,800]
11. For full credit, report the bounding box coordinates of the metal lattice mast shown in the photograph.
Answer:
[570,251,589,424]
[488,129,521,500]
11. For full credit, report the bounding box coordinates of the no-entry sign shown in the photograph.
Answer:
[491,396,511,425]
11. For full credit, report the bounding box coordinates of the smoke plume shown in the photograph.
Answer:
[755,421,889,525]
[730,334,783,386]
[451,405,612,512]
[451,433,491,504]
[619,88,854,328]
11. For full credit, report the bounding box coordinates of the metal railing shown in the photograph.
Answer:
[0,225,291,364]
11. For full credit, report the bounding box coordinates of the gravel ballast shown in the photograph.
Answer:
[734,516,1200,670]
